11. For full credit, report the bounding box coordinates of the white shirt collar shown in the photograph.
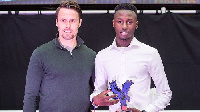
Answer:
[110,37,141,50]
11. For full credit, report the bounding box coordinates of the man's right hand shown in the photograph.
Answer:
[93,90,119,106]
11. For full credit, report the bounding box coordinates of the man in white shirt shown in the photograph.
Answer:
[90,3,172,112]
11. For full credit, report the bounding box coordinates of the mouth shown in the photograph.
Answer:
[120,31,128,36]
[64,30,71,33]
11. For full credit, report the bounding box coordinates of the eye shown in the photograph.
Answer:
[70,19,75,23]
[117,21,122,24]
[61,19,66,22]
[127,21,133,24]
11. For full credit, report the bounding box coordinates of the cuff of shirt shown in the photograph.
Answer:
[90,93,99,108]
[144,104,157,112]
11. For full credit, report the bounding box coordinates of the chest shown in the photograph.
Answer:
[41,49,94,80]
[102,50,150,81]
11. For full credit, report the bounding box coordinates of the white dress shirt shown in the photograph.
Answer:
[91,37,172,112]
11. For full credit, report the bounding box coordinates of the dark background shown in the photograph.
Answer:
[0,12,200,110]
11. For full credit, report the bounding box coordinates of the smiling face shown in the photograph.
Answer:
[56,8,82,41]
[113,10,138,43]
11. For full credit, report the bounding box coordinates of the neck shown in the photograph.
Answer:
[116,37,133,47]
[58,37,77,48]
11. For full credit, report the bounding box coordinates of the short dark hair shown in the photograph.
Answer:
[114,3,137,14]
[55,1,82,19]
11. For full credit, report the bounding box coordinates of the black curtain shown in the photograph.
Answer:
[0,12,200,110]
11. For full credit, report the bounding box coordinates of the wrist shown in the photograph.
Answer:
[92,97,98,108]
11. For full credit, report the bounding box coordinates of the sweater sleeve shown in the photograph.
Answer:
[23,49,44,112]
[90,54,108,102]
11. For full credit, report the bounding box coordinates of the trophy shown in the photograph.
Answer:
[109,80,134,111]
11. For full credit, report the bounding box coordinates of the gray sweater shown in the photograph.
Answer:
[23,36,96,112]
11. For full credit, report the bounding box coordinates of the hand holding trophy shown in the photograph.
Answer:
[109,80,134,111]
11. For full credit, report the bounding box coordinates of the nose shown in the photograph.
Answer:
[122,23,128,30]
[66,21,71,28]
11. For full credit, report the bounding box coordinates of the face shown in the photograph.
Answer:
[113,10,138,41]
[56,8,82,41]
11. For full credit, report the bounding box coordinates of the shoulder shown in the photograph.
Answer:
[32,39,55,57]
[142,43,157,51]
[37,39,55,51]
[96,45,112,57]
[80,44,96,56]
[136,40,158,54]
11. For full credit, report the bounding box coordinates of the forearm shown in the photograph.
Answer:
[23,50,43,111]
[23,96,37,112]
[23,74,41,112]
[145,89,172,112]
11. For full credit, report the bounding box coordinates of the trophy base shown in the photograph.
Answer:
[122,106,127,111]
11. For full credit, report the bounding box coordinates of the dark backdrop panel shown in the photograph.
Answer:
[0,14,57,109]
[80,13,115,52]
[0,12,200,110]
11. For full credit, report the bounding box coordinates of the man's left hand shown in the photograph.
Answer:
[115,108,141,112]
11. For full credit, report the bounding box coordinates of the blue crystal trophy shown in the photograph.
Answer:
[109,80,133,110]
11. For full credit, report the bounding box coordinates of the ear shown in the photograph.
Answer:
[112,19,115,27]
[135,21,139,29]
[56,19,58,27]
[79,19,82,27]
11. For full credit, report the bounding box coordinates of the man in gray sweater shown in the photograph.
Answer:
[23,1,96,112]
